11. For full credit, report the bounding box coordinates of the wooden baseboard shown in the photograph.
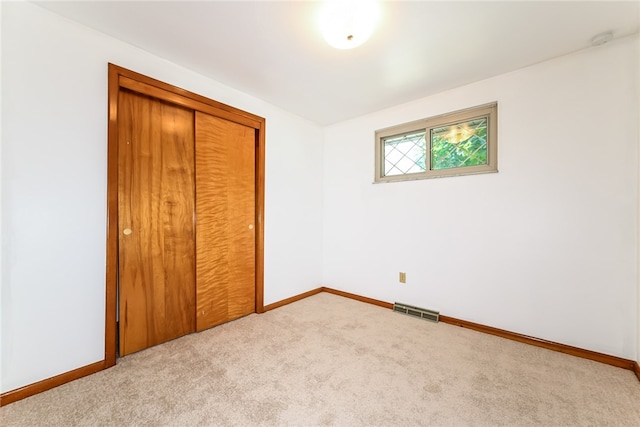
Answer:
[316,288,639,378]
[5,288,638,406]
[262,287,392,311]
[0,360,105,407]
[321,287,394,309]
[2,287,327,407]
[439,315,636,371]
[263,287,323,311]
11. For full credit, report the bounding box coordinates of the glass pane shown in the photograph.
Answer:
[383,131,426,176]
[431,118,487,170]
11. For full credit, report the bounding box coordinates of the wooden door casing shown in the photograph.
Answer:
[106,64,265,366]
[195,112,256,331]
[117,90,196,356]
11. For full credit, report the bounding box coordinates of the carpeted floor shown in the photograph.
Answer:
[1,292,639,426]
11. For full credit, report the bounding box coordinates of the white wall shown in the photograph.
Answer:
[323,36,639,360]
[0,0,4,386]
[0,1,323,393]
[637,32,640,368]
[2,1,638,397]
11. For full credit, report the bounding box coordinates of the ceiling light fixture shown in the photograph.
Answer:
[319,0,380,50]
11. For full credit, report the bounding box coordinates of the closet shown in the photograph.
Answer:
[106,64,265,359]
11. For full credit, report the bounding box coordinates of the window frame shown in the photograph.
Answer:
[374,102,498,183]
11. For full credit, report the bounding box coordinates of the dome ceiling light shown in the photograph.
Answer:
[319,0,380,50]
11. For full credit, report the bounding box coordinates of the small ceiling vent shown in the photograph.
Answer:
[393,302,439,323]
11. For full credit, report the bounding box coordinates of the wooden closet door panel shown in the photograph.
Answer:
[118,90,196,356]
[195,112,256,331]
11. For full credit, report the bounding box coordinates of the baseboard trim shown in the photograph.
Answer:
[0,360,105,406]
[263,287,323,311]
[5,289,638,406]
[3,287,326,407]
[321,287,394,309]
[439,315,636,372]
[317,288,638,378]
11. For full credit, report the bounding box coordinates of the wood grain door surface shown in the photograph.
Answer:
[195,111,256,331]
[118,90,196,356]
[106,64,264,366]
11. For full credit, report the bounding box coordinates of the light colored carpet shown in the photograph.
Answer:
[1,292,639,426]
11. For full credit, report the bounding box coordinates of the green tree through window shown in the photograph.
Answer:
[431,118,487,170]
[375,103,497,182]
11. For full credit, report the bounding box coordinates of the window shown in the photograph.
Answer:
[375,103,497,182]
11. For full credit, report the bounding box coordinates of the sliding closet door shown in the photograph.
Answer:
[118,90,196,356]
[195,111,256,331]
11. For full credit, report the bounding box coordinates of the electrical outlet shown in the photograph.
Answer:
[399,272,406,283]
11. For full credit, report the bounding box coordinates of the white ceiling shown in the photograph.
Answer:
[34,1,639,125]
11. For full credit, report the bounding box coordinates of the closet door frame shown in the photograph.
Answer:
[105,63,266,367]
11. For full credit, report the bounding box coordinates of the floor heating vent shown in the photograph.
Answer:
[393,302,439,322]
